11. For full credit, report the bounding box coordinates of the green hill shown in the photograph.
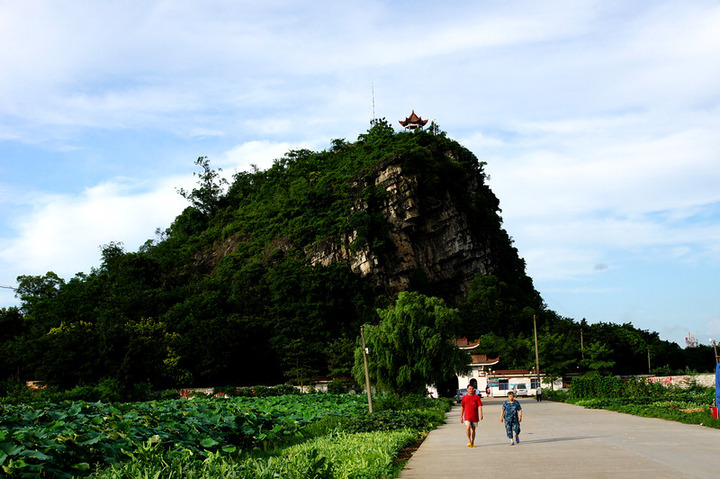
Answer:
[0,120,711,398]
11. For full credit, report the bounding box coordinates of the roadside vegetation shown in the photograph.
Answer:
[546,375,719,429]
[0,391,451,478]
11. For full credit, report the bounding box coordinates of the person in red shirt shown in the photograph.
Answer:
[460,384,484,447]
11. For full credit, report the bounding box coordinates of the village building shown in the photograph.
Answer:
[454,338,498,396]
[454,338,561,397]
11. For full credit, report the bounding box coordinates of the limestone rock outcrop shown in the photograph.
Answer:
[307,155,498,304]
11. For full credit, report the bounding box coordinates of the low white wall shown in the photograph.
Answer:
[645,374,715,388]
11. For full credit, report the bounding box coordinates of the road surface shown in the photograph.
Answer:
[399,397,720,478]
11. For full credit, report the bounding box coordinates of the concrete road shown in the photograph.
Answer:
[399,397,720,478]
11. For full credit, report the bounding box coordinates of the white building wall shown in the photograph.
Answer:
[457,366,490,395]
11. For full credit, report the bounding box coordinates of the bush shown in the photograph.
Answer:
[373,393,450,412]
[570,375,626,399]
[0,378,129,404]
[0,378,38,404]
[345,410,440,433]
[569,375,689,400]
[543,389,568,402]
[327,379,354,395]
[91,430,418,478]
[274,383,301,396]
[151,389,182,400]
[341,393,451,433]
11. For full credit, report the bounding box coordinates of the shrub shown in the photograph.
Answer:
[151,389,182,400]
[373,393,451,412]
[569,375,626,399]
[345,410,440,433]
[543,389,568,402]
[273,384,300,396]
[327,379,354,395]
[91,430,417,478]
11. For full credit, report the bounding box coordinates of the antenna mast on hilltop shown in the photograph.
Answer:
[685,333,698,348]
[371,83,376,122]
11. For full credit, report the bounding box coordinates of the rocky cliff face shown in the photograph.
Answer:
[307,155,496,304]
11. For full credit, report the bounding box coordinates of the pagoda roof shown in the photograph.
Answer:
[455,337,481,350]
[469,354,500,366]
[399,110,429,127]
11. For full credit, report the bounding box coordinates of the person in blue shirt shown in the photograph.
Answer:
[501,391,523,445]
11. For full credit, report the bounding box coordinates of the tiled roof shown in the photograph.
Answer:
[399,110,429,127]
[455,337,481,349]
[470,354,500,365]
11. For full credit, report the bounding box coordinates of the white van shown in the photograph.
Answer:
[511,383,529,397]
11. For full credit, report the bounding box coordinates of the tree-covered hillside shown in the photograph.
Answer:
[0,121,714,399]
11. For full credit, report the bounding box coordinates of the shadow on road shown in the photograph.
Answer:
[516,435,598,445]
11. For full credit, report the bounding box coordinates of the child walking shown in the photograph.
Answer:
[501,391,522,445]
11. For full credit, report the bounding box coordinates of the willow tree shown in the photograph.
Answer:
[354,291,470,395]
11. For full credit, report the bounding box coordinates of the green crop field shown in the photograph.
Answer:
[0,393,450,478]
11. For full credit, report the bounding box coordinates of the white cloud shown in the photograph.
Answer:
[221,140,299,173]
[0,176,189,287]
[477,95,720,286]
[707,318,720,341]
[2,0,720,344]
[0,2,625,140]
[0,138,314,296]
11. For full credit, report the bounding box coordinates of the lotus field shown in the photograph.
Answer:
[0,393,449,478]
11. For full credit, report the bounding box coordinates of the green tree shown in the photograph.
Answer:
[580,341,615,376]
[537,331,578,383]
[459,275,540,338]
[478,332,533,370]
[354,291,470,395]
[585,322,646,374]
[0,307,26,380]
[16,272,65,313]
[325,337,357,378]
[282,338,320,387]
[177,156,228,215]
[37,320,99,388]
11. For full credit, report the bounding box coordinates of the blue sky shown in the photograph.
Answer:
[1,1,719,347]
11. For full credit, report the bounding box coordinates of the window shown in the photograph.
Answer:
[499,379,509,391]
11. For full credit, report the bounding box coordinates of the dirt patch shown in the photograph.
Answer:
[681,407,706,413]
[394,433,428,463]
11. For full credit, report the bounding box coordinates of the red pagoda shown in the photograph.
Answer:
[399,110,429,131]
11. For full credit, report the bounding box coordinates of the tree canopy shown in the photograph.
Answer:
[354,292,470,395]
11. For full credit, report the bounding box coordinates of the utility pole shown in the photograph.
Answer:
[580,328,585,360]
[360,325,373,413]
[710,339,719,413]
[647,348,651,374]
[533,315,541,390]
